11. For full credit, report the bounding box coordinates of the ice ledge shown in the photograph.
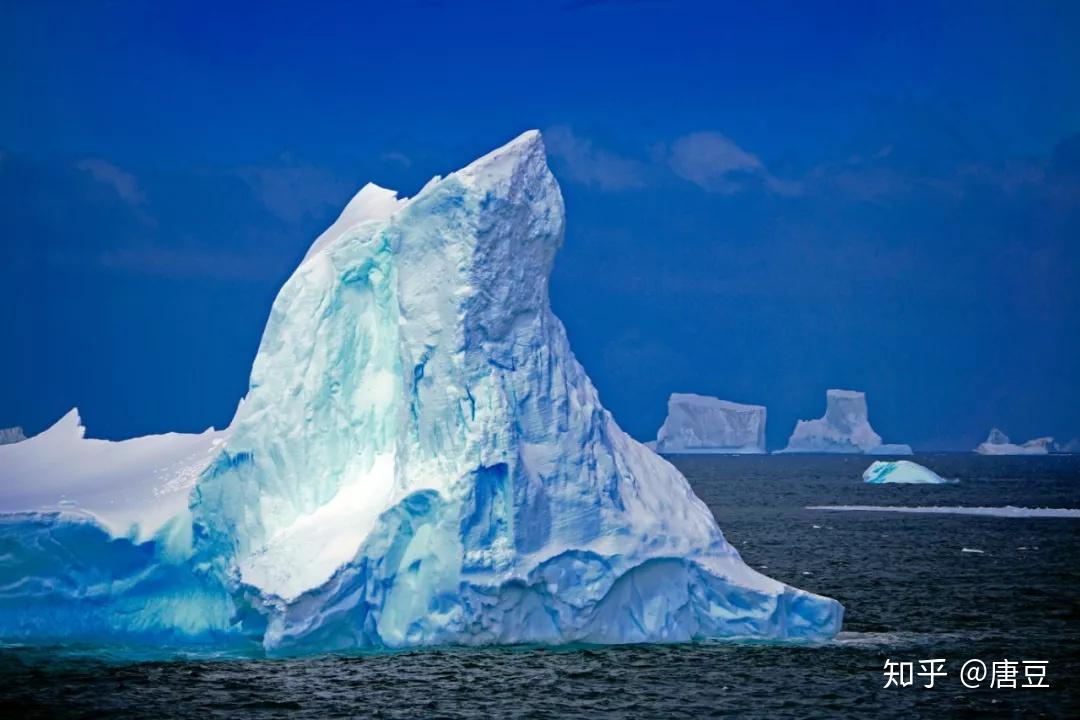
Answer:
[302,182,407,262]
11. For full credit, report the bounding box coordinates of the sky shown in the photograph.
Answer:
[1,0,1078,450]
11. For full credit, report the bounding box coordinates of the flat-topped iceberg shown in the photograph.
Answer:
[975,428,1053,455]
[0,132,842,653]
[862,460,954,484]
[778,389,912,455]
[654,393,766,454]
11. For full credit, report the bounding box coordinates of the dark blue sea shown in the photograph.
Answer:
[2,454,1078,718]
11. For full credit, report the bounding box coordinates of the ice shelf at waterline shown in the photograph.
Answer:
[0,131,842,652]
[862,460,954,484]
[654,394,766,454]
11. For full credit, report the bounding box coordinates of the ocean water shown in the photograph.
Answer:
[1,454,1077,718]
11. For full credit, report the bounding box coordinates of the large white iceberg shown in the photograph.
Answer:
[862,460,953,484]
[654,394,766,454]
[975,428,1053,455]
[0,132,841,652]
[778,389,912,455]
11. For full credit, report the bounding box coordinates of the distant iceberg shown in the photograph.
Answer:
[862,460,953,484]
[975,428,1053,455]
[0,426,25,445]
[654,394,766,454]
[0,131,842,653]
[778,389,912,455]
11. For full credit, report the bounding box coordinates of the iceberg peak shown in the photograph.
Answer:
[48,407,86,440]
[0,131,842,652]
[191,130,841,648]
[302,182,407,262]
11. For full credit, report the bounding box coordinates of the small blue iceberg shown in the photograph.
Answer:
[862,460,955,484]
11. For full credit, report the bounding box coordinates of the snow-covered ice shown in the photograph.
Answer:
[0,408,229,540]
[807,505,1080,518]
[862,460,954,485]
[0,131,842,652]
[975,428,1053,455]
[654,393,766,454]
[778,389,911,455]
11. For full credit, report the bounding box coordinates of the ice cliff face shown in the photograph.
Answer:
[975,428,1053,455]
[0,131,842,652]
[778,389,912,455]
[654,394,766,454]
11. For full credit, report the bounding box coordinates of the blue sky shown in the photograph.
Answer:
[2,0,1078,449]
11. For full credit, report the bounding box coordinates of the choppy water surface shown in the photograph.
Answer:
[2,454,1078,718]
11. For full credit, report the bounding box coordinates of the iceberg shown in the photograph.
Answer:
[0,410,236,645]
[778,389,912,455]
[862,460,954,484]
[654,393,766,454]
[974,428,1053,455]
[0,131,842,652]
[0,426,25,445]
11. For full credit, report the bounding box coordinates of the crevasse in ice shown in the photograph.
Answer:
[0,131,842,652]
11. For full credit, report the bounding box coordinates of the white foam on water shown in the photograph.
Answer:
[807,505,1080,518]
